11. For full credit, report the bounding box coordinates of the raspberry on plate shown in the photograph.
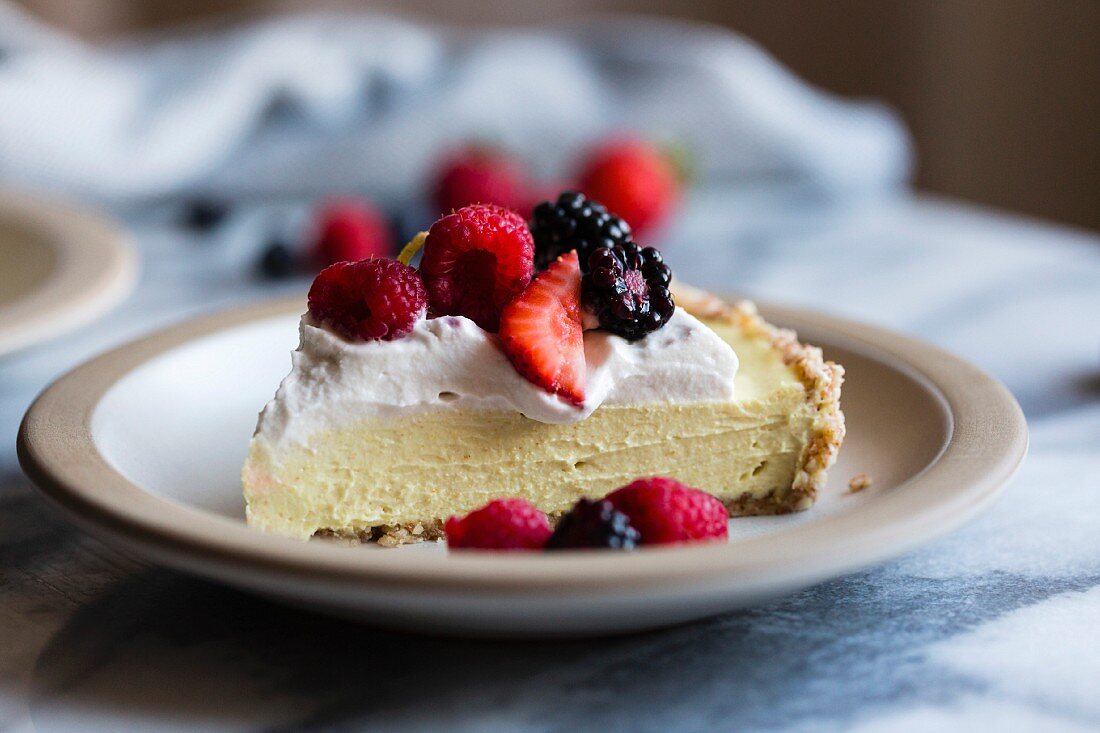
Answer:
[307,258,427,342]
[431,146,528,215]
[499,250,585,406]
[606,477,729,545]
[545,498,640,550]
[578,138,680,238]
[312,199,394,267]
[420,204,535,332]
[445,498,552,550]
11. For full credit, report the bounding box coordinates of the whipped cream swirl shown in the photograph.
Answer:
[255,308,738,448]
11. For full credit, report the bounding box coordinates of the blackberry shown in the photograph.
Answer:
[581,243,674,340]
[530,191,633,270]
[545,499,640,550]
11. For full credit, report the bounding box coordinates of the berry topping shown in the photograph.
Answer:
[307,258,427,342]
[545,498,640,550]
[530,191,633,271]
[432,146,528,215]
[499,250,585,405]
[420,205,535,332]
[445,498,552,551]
[581,242,674,340]
[578,138,680,238]
[312,199,394,267]
[606,477,729,545]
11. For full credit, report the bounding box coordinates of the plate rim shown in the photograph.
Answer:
[17,296,1028,594]
[0,189,137,356]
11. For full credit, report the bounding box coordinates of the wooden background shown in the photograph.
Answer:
[14,0,1100,232]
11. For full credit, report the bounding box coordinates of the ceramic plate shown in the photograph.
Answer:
[0,190,136,357]
[18,297,1027,636]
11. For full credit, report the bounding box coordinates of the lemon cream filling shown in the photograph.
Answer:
[253,307,738,450]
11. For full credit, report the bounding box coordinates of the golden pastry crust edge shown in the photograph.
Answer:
[672,282,846,516]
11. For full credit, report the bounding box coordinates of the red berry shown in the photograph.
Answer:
[312,199,394,266]
[420,205,535,332]
[445,498,552,551]
[307,258,426,342]
[499,250,585,405]
[432,147,528,215]
[606,477,729,545]
[578,138,679,237]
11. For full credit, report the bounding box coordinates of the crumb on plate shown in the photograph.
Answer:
[848,473,873,493]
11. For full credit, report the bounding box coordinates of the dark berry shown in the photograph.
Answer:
[181,198,229,232]
[257,242,297,279]
[581,243,675,340]
[530,191,633,271]
[545,499,640,550]
[307,258,427,341]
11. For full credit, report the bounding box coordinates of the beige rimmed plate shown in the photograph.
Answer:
[17,297,1027,636]
[0,190,136,357]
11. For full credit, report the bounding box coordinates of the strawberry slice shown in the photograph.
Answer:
[499,250,585,405]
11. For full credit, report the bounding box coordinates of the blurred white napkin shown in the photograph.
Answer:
[0,3,911,205]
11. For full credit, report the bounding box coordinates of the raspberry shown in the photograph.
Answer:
[582,242,674,340]
[420,205,535,332]
[307,258,426,342]
[445,498,552,551]
[530,191,633,271]
[311,199,394,267]
[606,477,729,545]
[432,147,528,215]
[545,499,640,550]
[578,138,680,238]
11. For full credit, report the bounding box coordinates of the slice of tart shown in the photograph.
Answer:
[242,200,844,545]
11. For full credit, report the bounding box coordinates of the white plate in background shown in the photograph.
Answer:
[0,190,136,357]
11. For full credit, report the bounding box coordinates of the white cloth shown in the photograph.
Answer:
[0,4,910,205]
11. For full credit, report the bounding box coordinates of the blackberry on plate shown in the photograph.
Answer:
[545,498,640,550]
[581,242,674,340]
[530,191,633,270]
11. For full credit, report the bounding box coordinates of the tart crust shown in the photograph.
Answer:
[671,283,846,517]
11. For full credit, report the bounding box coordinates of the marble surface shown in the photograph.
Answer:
[2,191,1099,732]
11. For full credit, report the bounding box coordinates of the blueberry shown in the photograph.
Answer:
[181,199,230,233]
[257,243,297,279]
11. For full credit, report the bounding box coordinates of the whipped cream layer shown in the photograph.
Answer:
[255,308,738,448]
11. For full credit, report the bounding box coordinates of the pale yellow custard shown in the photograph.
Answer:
[242,286,845,544]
